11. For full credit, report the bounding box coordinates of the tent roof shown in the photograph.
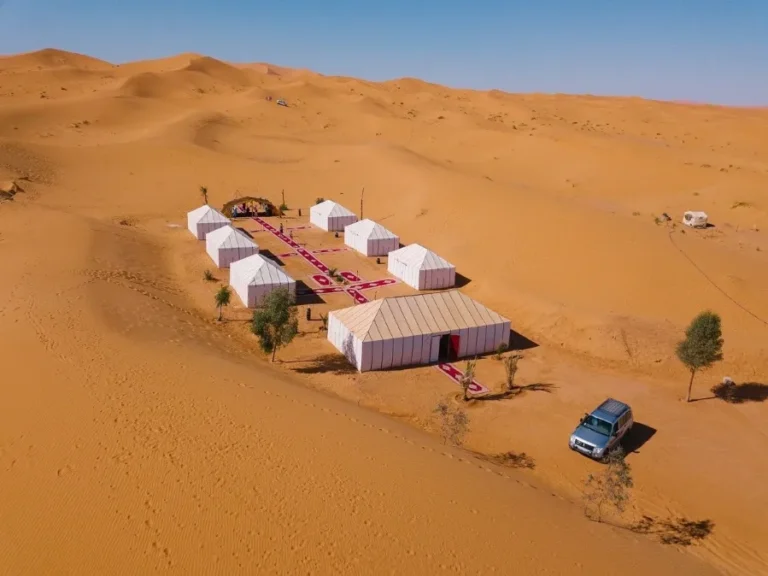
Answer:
[231,254,295,286]
[388,243,453,270]
[188,204,230,225]
[345,218,398,240]
[330,290,509,342]
[206,225,258,250]
[311,200,355,219]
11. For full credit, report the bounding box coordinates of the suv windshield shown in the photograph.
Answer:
[582,415,613,436]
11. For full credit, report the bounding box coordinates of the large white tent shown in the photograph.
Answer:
[310,200,358,231]
[344,219,400,256]
[328,291,510,372]
[387,244,455,290]
[187,205,230,240]
[229,254,296,308]
[205,225,259,268]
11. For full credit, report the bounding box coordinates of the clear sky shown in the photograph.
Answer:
[1,0,766,105]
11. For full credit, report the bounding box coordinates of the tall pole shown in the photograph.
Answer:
[360,187,365,220]
[281,188,285,206]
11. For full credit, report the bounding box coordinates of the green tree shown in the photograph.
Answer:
[200,185,208,205]
[676,311,724,402]
[251,288,299,362]
[214,285,231,321]
[459,358,477,401]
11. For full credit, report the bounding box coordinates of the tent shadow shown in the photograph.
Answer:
[236,227,254,239]
[507,329,538,351]
[455,273,471,288]
[292,353,358,375]
[621,422,657,454]
[295,281,325,305]
[259,249,284,266]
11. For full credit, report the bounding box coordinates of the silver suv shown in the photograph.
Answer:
[569,398,633,460]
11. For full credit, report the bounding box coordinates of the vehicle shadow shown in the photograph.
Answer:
[621,422,657,454]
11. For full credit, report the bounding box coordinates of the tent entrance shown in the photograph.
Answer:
[438,334,457,362]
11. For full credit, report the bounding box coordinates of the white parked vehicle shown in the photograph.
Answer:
[683,211,708,228]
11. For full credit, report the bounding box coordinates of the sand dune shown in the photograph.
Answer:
[1,47,767,575]
[0,47,112,72]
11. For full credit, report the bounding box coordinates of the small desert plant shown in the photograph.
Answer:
[433,401,469,446]
[326,267,338,281]
[315,197,325,204]
[203,269,216,282]
[731,201,750,209]
[494,342,508,360]
[502,353,523,393]
[319,313,328,330]
[279,202,289,212]
[459,358,477,401]
[214,285,231,321]
[251,288,299,362]
[200,185,209,205]
[676,311,724,402]
[583,447,633,523]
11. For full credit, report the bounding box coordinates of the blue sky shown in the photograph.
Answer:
[1,0,766,105]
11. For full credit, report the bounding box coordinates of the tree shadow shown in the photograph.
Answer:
[293,353,358,375]
[476,383,556,401]
[474,450,536,470]
[710,381,768,404]
[621,422,657,454]
[629,515,715,546]
[295,281,324,305]
[489,451,536,470]
[507,329,539,351]
[455,272,471,288]
[259,249,284,266]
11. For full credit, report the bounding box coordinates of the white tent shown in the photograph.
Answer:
[328,291,510,372]
[344,219,400,256]
[229,254,297,308]
[187,205,230,240]
[205,225,259,268]
[387,244,455,290]
[310,200,358,231]
[682,211,708,228]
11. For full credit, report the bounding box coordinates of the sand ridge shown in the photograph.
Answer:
[1,47,767,574]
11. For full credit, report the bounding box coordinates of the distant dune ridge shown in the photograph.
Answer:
[1,47,767,576]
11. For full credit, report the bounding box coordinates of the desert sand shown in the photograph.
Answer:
[1,48,766,575]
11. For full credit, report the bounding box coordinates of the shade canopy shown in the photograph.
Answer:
[229,254,296,308]
[187,205,230,240]
[387,243,455,290]
[310,200,358,231]
[205,225,259,268]
[344,219,399,256]
[328,290,510,372]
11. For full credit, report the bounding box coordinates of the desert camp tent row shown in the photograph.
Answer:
[205,225,259,268]
[310,200,358,231]
[387,244,455,290]
[230,254,297,308]
[344,219,400,256]
[328,291,510,372]
[187,205,230,240]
